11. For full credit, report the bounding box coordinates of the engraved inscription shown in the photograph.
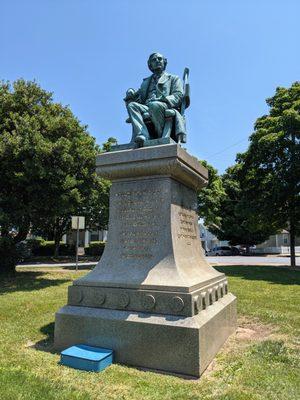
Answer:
[115,188,164,259]
[177,209,197,244]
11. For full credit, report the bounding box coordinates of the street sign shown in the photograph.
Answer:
[71,216,85,230]
[71,216,85,271]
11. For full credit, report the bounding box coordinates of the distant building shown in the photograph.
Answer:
[198,222,229,251]
[65,229,108,247]
[255,230,300,254]
[198,224,300,254]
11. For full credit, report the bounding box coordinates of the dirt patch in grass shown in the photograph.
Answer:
[235,316,275,340]
[203,317,275,377]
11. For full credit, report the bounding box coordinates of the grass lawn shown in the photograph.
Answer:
[0,265,299,400]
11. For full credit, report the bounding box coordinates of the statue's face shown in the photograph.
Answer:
[148,53,165,73]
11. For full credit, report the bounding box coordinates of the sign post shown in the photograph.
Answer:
[71,216,85,271]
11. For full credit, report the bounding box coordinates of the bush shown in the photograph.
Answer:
[85,241,106,256]
[32,241,75,256]
[0,237,20,274]
[16,241,32,261]
[25,238,44,252]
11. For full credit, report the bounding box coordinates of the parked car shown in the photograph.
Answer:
[230,246,241,255]
[239,245,256,255]
[206,246,232,256]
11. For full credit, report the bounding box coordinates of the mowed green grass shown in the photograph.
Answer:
[0,265,299,400]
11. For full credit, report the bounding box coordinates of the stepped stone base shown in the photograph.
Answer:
[55,294,236,377]
[54,144,237,377]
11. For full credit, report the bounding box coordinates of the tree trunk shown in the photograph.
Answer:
[54,236,60,257]
[289,127,297,270]
[53,218,61,257]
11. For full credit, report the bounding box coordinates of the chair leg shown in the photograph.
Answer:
[161,118,172,139]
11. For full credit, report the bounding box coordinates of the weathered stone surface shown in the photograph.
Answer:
[54,143,237,376]
[67,280,230,317]
[75,176,223,295]
[96,143,208,190]
[110,137,175,152]
[55,294,237,377]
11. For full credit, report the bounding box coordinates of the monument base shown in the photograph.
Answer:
[54,293,236,377]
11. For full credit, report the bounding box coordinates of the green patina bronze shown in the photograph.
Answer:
[112,53,190,151]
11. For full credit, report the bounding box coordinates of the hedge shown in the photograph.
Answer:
[31,240,75,256]
[85,241,106,256]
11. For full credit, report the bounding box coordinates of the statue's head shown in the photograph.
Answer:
[148,53,167,73]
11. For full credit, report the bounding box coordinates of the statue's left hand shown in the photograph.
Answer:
[126,88,136,98]
[124,88,137,102]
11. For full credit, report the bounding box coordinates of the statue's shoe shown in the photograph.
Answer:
[135,134,146,147]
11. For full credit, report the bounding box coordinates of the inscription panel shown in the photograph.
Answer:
[177,209,197,245]
[114,187,165,259]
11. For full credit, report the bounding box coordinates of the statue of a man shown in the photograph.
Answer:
[124,53,186,146]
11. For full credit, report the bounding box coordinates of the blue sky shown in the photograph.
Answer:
[1,0,299,173]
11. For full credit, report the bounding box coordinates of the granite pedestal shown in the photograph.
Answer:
[54,144,237,377]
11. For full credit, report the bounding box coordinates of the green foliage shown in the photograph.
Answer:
[0,237,20,274]
[84,178,111,231]
[233,82,300,263]
[204,82,300,250]
[101,137,117,152]
[84,241,105,256]
[31,241,75,256]
[198,160,272,246]
[0,79,104,270]
[0,265,299,399]
[209,164,275,246]
[197,160,225,229]
[238,82,300,236]
[80,138,116,232]
[25,238,45,251]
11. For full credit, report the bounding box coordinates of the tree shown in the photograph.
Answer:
[101,137,117,152]
[82,138,117,232]
[197,160,225,230]
[210,164,276,252]
[237,82,300,267]
[197,160,273,251]
[0,79,99,272]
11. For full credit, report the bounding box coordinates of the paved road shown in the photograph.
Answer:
[206,256,300,266]
[16,256,300,268]
[17,261,97,268]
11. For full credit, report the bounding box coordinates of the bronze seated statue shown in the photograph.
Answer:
[124,53,190,147]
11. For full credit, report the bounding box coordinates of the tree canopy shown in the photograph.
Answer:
[197,160,225,230]
[0,79,105,271]
[199,82,299,264]
[198,161,274,248]
[237,82,300,265]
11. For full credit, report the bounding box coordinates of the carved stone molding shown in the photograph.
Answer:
[96,144,208,190]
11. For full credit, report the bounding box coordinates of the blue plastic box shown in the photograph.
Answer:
[60,344,113,372]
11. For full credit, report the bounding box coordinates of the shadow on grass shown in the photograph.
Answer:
[215,265,300,285]
[34,322,58,354]
[0,271,71,295]
[60,265,95,271]
[35,322,198,379]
